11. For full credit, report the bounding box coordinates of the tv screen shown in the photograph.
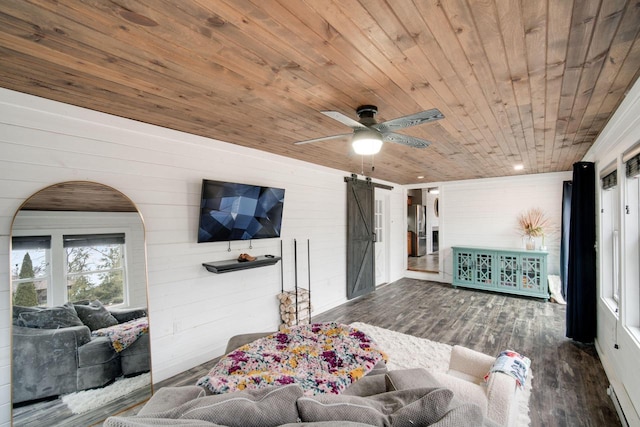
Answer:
[198,179,285,243]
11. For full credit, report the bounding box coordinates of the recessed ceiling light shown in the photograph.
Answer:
[514,164,524,171]
[417,175,424,179]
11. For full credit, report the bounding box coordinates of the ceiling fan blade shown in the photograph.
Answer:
[294,133,352,145]
[321,111,366,129]
[382,132,433,148]
[373,108,444,132]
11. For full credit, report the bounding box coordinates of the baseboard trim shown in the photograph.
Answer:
[595,338,640,426]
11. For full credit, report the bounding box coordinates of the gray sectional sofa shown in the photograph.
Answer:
[12,301,150,404]
[104,368,499,426]
[104,332,502,426]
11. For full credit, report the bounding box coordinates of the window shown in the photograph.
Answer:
[601,168,619,307]
[624,152,640,330]
[64,233,127,306]
[375,199,383,243]
[11,236,51,307]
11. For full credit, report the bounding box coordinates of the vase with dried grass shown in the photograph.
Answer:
[517,208,549,250]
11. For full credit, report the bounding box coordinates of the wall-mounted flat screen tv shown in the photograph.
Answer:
[198,179,285,243]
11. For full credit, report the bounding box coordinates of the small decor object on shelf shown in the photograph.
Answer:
[237,253,257,262]
[517,207,549,250]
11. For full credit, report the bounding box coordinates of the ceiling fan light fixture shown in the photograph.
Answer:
[352,129,383,155]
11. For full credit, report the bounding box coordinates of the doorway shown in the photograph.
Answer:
[374,191,390,286]
[407,187,439,273]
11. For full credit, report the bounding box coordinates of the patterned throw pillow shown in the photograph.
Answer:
[17,303,84,329]
[74,300,119,331]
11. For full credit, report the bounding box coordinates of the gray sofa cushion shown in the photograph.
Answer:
[139,385,303,427]
[110,307,148,323]
[385,368,442,391]
[74,300,119,331]
[17,303,84,329]
[13,305,41,325]
[121,333,151,376]
[343,373,387,397]
[78,336,119,366]
[297,387,454,426]
[282,423,377,427]
[105,418,224,426]
[137,386,207,416]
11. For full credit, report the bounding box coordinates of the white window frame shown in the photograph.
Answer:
[10,237,52,307]
[624,163,640,340]
[63,233,128,307]
[11,211,138,307]
[600,166,620,314]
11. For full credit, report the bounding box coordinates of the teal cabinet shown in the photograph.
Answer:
[453,246,549,300]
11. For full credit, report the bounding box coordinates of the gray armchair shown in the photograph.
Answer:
[12,304,149,404]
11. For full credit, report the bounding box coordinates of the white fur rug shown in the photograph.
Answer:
[62,373,151,414]
[351,322,532,427]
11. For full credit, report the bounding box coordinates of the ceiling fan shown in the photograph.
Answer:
[294,105,444,155]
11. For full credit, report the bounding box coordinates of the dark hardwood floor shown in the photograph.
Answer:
[92,278,617,426]
[12,386,151,427]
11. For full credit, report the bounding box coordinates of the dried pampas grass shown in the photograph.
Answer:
[517,208,549,237]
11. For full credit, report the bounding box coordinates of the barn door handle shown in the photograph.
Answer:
[372,232,377,242]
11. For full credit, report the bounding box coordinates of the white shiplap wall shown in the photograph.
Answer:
[0,88,404,425]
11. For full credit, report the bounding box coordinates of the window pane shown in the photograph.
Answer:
[66,244,123,274]
[67,270,124,306]
[66,242,125,306]
[625,176,640,328]
[11,248,49,307]
[600,185,620,305]
[375,199,383,243]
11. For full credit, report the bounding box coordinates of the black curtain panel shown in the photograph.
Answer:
[560,180,572,299]
[566,162,597,343]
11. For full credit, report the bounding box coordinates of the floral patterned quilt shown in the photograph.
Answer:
[197,322,387,395]
[92,317,149,353]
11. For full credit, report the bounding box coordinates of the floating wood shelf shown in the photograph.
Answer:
[202,255,281,274]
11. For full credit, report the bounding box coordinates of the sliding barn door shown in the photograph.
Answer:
[346,178,376,299]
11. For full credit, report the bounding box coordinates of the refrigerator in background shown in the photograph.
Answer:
[408,205,426,257]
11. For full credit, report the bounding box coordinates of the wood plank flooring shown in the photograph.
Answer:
[20,278,619,426]
[12,386,151,427]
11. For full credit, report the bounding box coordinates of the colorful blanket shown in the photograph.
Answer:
[92,316,149,353]
[197,322,387,395]
[485,349,530,389]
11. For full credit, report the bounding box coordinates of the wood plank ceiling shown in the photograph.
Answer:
[1,0,639,185]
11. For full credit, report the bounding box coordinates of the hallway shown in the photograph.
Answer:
[407,252,439,273]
